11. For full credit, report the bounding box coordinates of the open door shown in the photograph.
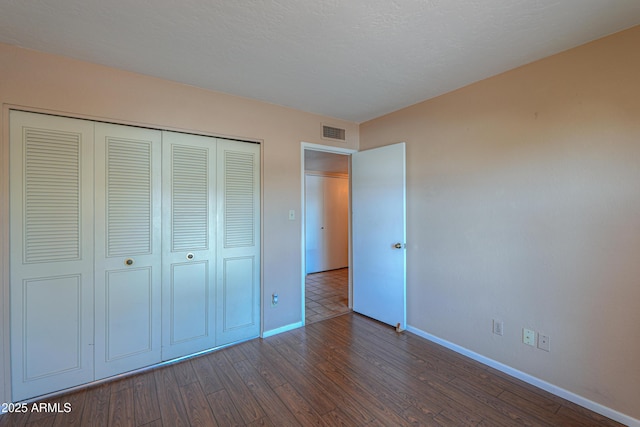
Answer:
[351,142,406,330]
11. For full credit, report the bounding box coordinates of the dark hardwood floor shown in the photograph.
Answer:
[0,313,624,426]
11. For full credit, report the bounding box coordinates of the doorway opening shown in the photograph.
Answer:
[301,143,355,325]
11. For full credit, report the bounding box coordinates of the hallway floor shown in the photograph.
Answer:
[305,268,350,324]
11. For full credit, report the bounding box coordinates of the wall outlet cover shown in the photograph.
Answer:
[523,328,536,346]
[538,334,550,351]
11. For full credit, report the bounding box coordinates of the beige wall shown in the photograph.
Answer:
[0,42,359,400]
[361,26,640,420]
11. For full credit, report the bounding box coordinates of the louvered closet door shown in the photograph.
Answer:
[161,131,217,360]
[9,111,95,401]
[216,139,261,346]
[93,123,162,379]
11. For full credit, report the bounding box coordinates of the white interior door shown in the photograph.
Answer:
[305,174,324,273]
[216,140,261,346]
[161,131,217,360]
[10,111,95,400]
[305,174,349,274]
[94,123,162,379]
[352,142,406,330]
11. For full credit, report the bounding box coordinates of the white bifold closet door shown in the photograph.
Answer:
[161,132,217,360]
[9,111,96,401]
[160,133,261,357]
[9,111,260,402]
[93,123,162,380]
[216,139,261,346]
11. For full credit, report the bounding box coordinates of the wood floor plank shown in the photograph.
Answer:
[179,381,218,427]
[190,354,225,395]
[107,387,134,427]
[237,338,288,389]
[206,389,244,427]
[556,405,626,427]
[222,344,247,363]
[153,366,190,427]
[327,315,488,389]
[304,319,510,426]
[0,411,29,427]
[425,371,537,427]
[447,376,553,427]
[231,360,298,427]
[245,417,276,427]
[284,329,416,413]
[321,407,364,427]
[251,338,337,415]
[206,351,265,424]
[172,359,198,387]
[272,382,327,427]
[432,410,468,427]
[255,336,374,425]
[304,318,446,417]
[133,371,161,426]
[24,404,55,424]
[79,383,111,427]
[24,417,54,427]
[51,391,86,426]
[108,376,134,394]
[315,360,414,427]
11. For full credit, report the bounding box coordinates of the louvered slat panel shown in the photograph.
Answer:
[224,151,255,248]
[24,128,81,263]
[172,145,208,251]
[106,138,152,256]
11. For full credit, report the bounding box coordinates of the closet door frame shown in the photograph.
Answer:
[2,108,263,403]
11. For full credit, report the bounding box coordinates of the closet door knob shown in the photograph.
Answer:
[124,258,135,266]
[186,253,195,260]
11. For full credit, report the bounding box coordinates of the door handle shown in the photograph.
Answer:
[124,258,135,266]
[394,243,405,249]
[186,253,195,260]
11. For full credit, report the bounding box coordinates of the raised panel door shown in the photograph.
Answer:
[93,123,162,379]
[216,140,261,346]
[9,111,95,400]
[161,131,217,360]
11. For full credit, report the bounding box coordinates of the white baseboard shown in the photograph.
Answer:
[261,321,303,338]
[406,325,639,427]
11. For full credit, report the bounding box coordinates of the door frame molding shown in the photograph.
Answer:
[300,142,356,325]
[1,106,10,406]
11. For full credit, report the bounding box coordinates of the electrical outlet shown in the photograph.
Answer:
[538,334,550,352]
[523,328,536,346]
[493,319,504,336]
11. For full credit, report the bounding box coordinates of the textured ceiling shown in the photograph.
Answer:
[1,1,639,123]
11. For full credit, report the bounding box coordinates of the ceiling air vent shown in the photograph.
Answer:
[322,124,346,141]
